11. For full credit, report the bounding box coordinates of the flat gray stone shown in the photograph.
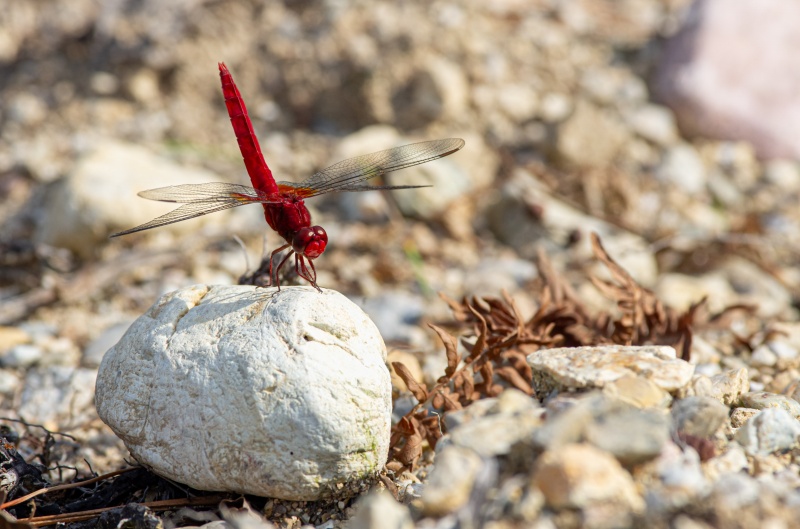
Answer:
[585,407,670,465]
[739,392,800,419]
[672,396,730,438]
[528,345,694,395]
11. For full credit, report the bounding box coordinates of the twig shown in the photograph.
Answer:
[16,495,226,527]
[0,468,136,510]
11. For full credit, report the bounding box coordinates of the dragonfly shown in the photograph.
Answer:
[111,62,465,290]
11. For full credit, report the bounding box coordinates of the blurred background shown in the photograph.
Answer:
[2,0,800,442]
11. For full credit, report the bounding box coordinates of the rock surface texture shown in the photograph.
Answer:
[95,285,391,500]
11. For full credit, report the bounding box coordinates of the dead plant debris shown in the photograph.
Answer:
[388,233,753,470]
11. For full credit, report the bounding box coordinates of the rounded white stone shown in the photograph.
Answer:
[95,285,391,500]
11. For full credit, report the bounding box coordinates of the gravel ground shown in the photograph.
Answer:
[2,1,800,528]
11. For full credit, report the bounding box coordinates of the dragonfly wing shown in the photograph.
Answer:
[137,182,275,204]
[110,183,278,237]
[289,138,464,198]
[110,200,256,237]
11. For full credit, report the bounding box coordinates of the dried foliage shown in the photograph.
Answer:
[388,233,749,470]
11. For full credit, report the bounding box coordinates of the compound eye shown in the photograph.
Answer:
[292,226,328,259]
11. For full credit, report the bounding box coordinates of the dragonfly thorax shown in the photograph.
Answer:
[292,225,327,259]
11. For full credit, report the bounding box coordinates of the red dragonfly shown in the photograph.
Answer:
[111,63,464,290]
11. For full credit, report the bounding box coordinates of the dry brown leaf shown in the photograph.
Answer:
[391,361,428,402]
[429,324,460,378]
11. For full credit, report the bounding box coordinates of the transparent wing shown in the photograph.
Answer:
[110,182,276,237]
[137,182,274,203]
[282,138,465,198]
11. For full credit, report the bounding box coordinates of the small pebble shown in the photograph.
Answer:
[585,407,670,465]
[671,396,730,438]
[739,392,800,419]
[734,408,800,456]
[418,446,483,516]
[730,407,760,428]
[532,443,644,512]
[2,344,44,368]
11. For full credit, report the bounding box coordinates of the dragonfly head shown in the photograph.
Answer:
[292,226,328,259]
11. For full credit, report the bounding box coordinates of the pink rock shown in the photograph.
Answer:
[653,0,800,160]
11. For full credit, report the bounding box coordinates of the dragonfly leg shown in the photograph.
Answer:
[269,244,292,290]
[295,255,321,292]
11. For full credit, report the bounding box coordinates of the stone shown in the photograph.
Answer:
[0,370,21,395]
[702,444,748,481]
[96,285,391,501]
[531,443,644,512]
[602,375,672,408]
[2,344,44,368]
[739,392,800,419]
[18,367,97,429]
[730,408,759,429]
[34,141,223,258]
[539,92,572,122]
[555,99,629,168]
[418,446,484,517]
[763,340,800,367]
[497,84,539,123]
[653,0,800,160]
[531,393,668,465]
[764,160,800,189]
[584,406,670,466]
[395,57,469,129]
[528,345,694,395]
[750,345,778,368]
[671,396,730,438]
[624,104,678,146]
[734,408,800,456]
[0,326,31,353]
[443,390,542,458]
[640,441,710,515]
[349,491,413,529]
[656,144,706,194]
[654,273,735,315]
[701,368,749,406]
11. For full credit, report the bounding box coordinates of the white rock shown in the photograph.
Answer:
[763,160,800,189]
[656,144,706,194]
[418,446,484,516]
[19,367,97,429]
[497,84,539,123]
[441,390,542,458]
[96,285,391,501]
[0,370,21,395]
[555,99,629,168]
[624,104,678,146]
[528,345,694,394]
[750,344,778,367]
[3,344,44,368]
[692,368,749,406]
[34,141,223,258]
[348,491,413,529]
[532,443,644,512]
[734,408,800,456]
